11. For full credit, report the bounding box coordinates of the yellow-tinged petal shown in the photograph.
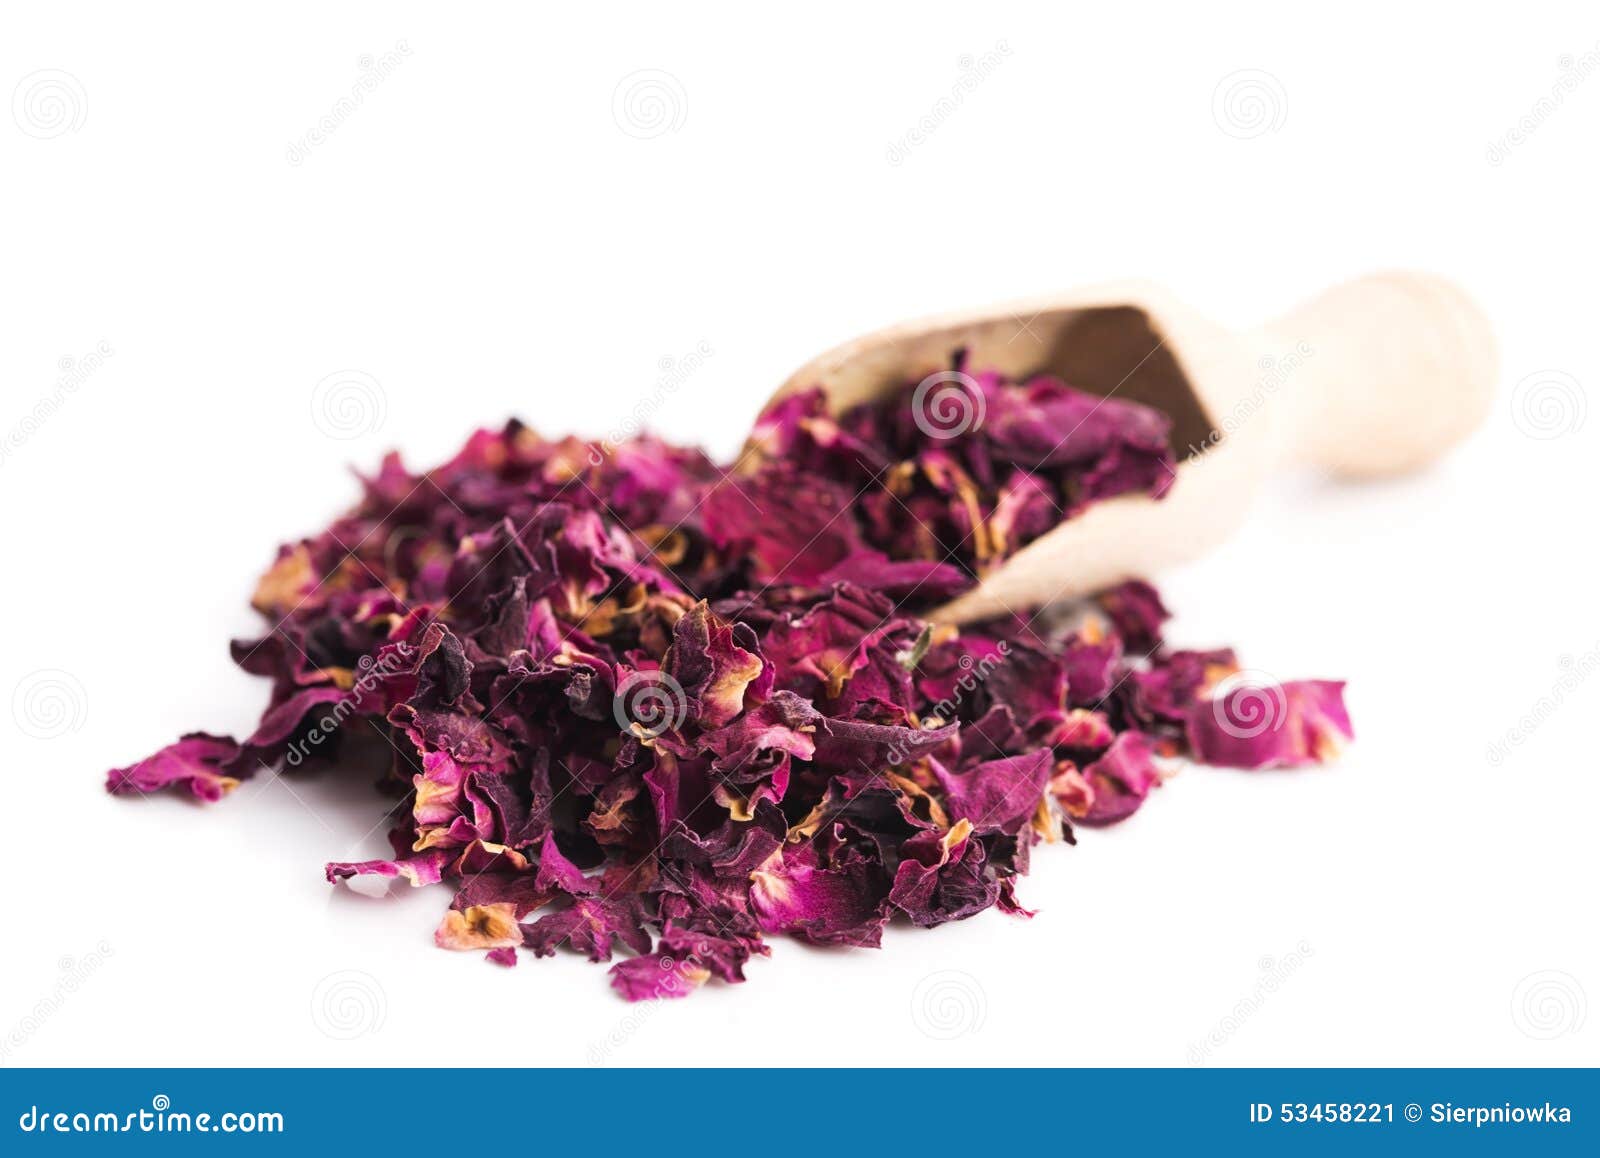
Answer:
[434,903,521,951]
[885,770,950,830]
[1032,797,1059,843]
[251,545,315,616]
[939,817,974,861]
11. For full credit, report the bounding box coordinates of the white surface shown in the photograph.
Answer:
[2,1,1596,1068]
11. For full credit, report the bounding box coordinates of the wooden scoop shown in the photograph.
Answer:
[767,272,1497,624]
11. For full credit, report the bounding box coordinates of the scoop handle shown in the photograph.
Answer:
[1254,272,1498,477]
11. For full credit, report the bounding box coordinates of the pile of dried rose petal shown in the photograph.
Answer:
[107,368,1351,999]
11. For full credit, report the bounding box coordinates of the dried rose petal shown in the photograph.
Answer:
[1188,679,1354,769]
[107,368,1348,1000]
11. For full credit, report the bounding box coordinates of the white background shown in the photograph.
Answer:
[2,2,1596,1068]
